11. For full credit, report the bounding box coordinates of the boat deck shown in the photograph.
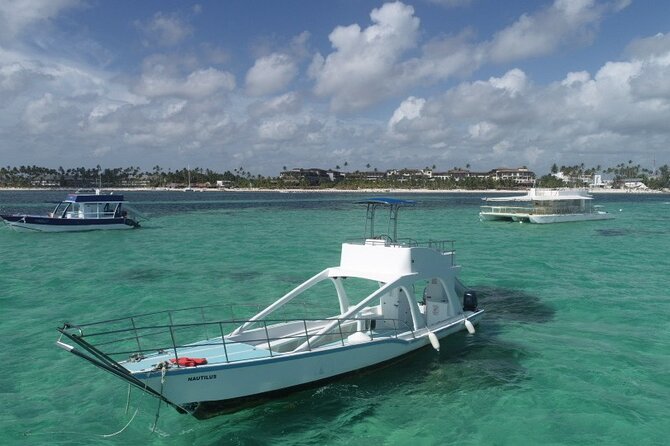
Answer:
[121,329,404,373]
[122,338,273,373]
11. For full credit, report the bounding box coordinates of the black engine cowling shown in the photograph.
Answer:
[463,291,478,312]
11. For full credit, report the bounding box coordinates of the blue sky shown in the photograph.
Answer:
[1,0,669,175]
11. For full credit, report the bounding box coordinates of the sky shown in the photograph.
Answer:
[0,0,669,176]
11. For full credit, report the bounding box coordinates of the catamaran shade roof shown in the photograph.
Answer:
[356,198,416,206]
[483,189,593,202]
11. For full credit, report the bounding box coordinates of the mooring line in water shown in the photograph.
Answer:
[100,383,141,437]
[100,408,139,438]
[125,384,131,415]
[152,362,168,433]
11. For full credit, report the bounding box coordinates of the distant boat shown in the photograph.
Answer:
[184,166,194,192]
[56,198,484,420]
[479,188,614,223]
[0,189,141,232]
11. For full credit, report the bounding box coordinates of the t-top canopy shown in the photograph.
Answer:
[66,194,125,203]
[356,197,416,206]
[357,198,415,242]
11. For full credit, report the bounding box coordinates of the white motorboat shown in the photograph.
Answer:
[56,198,484,419]
[1,189,141,232]
[479,188,614,224]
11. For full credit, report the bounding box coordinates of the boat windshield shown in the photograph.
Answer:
[52,202,67,216]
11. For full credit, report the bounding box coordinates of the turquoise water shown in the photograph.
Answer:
[1,191,668,445]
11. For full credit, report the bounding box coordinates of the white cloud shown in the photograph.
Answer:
[487,0,604,62]
[562,71,590,87]
[383,39,670,171]
[387,95,452,145]
[488,68,528,97]
[290,31,311,59]
[523,145,544,165]
[311,1,420,111]
[23,93,57,132]
[305,1,632,113]
[492,140,513,156]
[135,67,235,99]
[468,121,498,141]
[388,96,425,131]
[0,0,81,41]
[245,53,298,96]
[139,12,193,46]
[625,32,670,60]
[248,92,302,118]
[624,31,670,101]
[403,30,483,83]
[79,103,124,135]
[258,119,299,141]
[442,69,532,123]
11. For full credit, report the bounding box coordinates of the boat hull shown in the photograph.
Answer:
[527,213,614,224]
[480,211,613,224]
[132,311,483,418]
[1,215,138,232]
[479,212,529,222]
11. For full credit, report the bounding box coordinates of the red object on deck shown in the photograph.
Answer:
[169,357,208,367]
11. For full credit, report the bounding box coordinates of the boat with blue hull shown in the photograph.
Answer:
[1,190,140,232]
[56,198,484,420]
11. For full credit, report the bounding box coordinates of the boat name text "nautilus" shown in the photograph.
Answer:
[187,374,217,382]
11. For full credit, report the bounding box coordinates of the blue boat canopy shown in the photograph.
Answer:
[356,197,416,206]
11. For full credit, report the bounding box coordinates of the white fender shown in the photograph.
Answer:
[464,318,475,334]
[347,331,371,344]
[428,331,440,352]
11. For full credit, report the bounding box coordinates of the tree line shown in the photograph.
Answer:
[536,162,670,189]
[1,161,669,190]
[0,165,250,188]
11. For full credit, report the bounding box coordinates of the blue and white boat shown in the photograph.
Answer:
[56,198,484,420]
[1,189,140,232]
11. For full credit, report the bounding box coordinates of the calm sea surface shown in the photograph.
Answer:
[1,190,668,445]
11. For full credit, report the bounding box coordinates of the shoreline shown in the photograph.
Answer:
[0,186,667,194]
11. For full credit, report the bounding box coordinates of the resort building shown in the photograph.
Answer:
[280,168,344,185]
[278,166,536,186]
[489,167,535,186]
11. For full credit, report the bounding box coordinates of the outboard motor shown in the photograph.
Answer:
[463,291,478,312]
[124,218,140,228]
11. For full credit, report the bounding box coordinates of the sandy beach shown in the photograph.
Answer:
[0,186,668,194]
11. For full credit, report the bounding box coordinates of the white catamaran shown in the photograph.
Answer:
[479,188,614,224]
[57,198,484,419]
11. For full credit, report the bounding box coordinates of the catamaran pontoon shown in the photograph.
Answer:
[56,198,484,419]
